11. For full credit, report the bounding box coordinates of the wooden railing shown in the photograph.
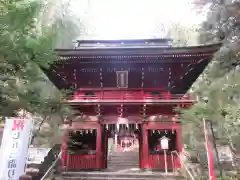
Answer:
[66,154,98,169]
[68,88,195,102]
[148,154,178,169]
[40,152,61,180]
[171,151,195,180]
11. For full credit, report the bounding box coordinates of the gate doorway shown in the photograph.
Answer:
[115,123,140,152]
[106,123,141,171]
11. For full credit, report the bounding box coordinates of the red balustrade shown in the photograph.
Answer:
[70,88,194,101]
[67,154,98,169]
[147,154,180,170]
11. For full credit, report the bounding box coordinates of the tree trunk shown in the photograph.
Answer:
[31,116,49,144]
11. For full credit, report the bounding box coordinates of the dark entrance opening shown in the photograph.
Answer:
[148,129,177,154]
[67,129,97,155]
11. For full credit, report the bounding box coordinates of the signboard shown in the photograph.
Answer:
[27,148,51,164]
[217,145,233,162]
[116,71,128,88]
[160,136,170,150]
[0,118,33,180]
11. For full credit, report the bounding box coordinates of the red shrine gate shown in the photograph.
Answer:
[44,39,221,171]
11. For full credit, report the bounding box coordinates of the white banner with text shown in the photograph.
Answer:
[0,118,33,180]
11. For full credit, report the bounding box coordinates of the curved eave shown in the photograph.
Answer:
[171,57,210,94]
[45,43,222,93]
[55,43,222,57]
[63,99,197,106]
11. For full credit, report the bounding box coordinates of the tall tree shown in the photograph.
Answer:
[41,0,83,48]
[166,23,199,47]
[179,0,240,161]
[194,0,240,78]
[151,22,199,47]
[0,0,76,146]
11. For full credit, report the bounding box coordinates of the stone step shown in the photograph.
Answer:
[110,156,139,160]
[109,158,139,161]
[108,163,139,166]
[111,152,139,154]
[107,166,140,170]
[110,153,139,156]
[108,151,139,171]
[58,177,180,180]
[108,159,139,163]
[108,162,139,165]
[61,171,184,180]
[109,157,139,160]
[108,163,139,165]
[111,154,139,157]
[109,160,139,163]
[110,156,139,158]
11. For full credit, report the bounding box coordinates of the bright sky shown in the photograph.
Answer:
[70,0,206,40]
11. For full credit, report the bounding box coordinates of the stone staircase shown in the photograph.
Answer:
[57,149,184,179]
[56,143,184,179]
[107,150,139,171]
[60,171,184,180]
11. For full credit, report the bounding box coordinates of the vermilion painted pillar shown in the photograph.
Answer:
[203,119,216,180]
[96,125,102,169]
[175,123,182,169]
[142,124,149,168]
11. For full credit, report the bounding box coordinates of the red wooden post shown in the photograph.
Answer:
[142,124,149,168]
[96,125,102,169]
[175,123,182,169]
[203,119,216,180]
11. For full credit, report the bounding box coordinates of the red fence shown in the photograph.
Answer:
[147,154,180,169]
[67,154,98,169]
[70,88,194,101]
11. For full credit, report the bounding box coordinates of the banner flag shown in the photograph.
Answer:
[0,118,33,180]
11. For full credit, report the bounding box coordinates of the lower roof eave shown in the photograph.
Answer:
[62,99,197,105]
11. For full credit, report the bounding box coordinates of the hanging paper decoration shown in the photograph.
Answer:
[172,117,177,121]
[100,68,103,88]
[168,67,171,88]
[141,68,144,87]
[141,104,147,117]
[116,124,119,131]
[117,105,124,117]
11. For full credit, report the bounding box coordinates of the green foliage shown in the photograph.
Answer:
[179,71,240,145]
[180,0,240,150]
[0,0,68,114]
[0,0,79,146]
[194,0,240,44]
[151,22,199,47]
[166,23,199,47]
[193,0,240,78]
[41,0,82,49]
